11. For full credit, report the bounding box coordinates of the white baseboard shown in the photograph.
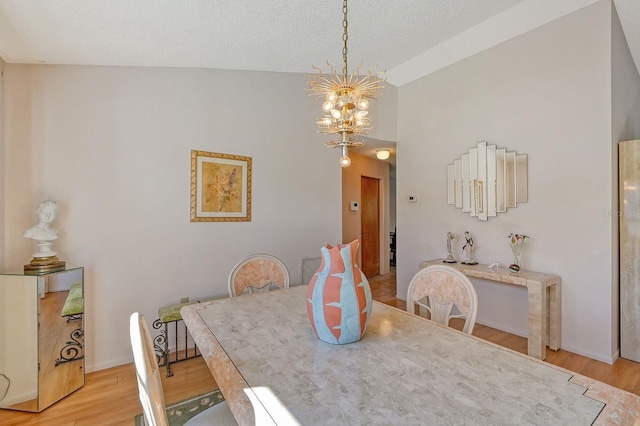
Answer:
[560,344,617,365]
[477,320,527,339]
[86,355,132,373]
[474,321,618,365]
[0,390,38,407]
[611,349,620,364]
[86,341,197,373]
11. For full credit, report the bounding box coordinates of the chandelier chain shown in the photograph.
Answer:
[342,0,348,78]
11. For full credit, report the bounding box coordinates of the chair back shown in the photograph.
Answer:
[130,312,170,426]
[406,265,478,334]
[228,254,290,297]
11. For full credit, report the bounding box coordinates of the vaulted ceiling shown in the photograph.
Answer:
[1,0,638,88]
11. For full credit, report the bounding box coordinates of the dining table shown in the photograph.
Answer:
[181,285,640,425]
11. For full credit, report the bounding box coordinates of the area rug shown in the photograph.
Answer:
[134,390,225,426]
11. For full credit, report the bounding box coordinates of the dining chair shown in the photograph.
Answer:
[129,312,237,425]
[228,254,290,297]
[406,265,478,334]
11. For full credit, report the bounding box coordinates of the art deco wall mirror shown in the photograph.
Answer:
[447,141,528,221]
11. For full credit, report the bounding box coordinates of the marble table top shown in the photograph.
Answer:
[419,260,560,288]
[183,285,640,425]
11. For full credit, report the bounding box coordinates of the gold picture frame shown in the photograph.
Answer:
[190,150,252,222]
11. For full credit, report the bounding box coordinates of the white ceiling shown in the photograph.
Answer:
[0,0,525,74]
[2,0,639,86]
[1,0,639,162]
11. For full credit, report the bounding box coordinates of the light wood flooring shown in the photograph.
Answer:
[2,267,640,425]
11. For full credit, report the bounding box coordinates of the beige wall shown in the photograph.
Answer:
[366,83,398,143]
[342,152,390,276]
[2,65,389,371]
[396,0,633,363]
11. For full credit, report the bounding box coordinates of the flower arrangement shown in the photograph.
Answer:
[507,233,528,273]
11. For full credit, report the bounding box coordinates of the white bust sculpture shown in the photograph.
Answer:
[24,200,60,258]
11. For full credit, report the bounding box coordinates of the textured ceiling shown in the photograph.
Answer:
[0,0,526,73]
[3,0,638,88]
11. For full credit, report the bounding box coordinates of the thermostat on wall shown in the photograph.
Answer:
[350,201,359,211]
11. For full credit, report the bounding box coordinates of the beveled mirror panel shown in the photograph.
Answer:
[447,142,528,220]
[0,268,84,412]
[477,142,488,221]
[496,148,506,213]
[517,154,528,203]
[447,164,455,205]
[506,151,517,208]
[461,153,470,213]
[487,144,497,218]
[454,158,462,208]
[469,148,478,218]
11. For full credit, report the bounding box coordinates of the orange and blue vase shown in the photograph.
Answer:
[306,240,372,344]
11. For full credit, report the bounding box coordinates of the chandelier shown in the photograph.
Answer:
[306,0,386,168]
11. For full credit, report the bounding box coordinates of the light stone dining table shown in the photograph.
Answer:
[182,285,640,426]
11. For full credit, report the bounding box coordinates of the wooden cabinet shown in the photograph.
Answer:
[0,267,84,412]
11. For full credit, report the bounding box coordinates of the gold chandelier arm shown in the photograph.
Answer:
[354,60,363,78]
[310,65,323,76]
[326,61,335,76]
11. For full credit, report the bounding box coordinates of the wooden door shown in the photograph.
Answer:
[361,176,380,277]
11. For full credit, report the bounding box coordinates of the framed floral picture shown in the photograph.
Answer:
[190,150,252,222]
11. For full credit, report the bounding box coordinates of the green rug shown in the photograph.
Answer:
[134,390,225,426]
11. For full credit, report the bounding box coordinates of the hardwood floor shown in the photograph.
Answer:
[0,358,217,426]
[2,267,640,424]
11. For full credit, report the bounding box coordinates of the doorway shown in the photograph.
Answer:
[361,176,380,277]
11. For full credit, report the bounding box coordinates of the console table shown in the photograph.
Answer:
[419,260,560,360]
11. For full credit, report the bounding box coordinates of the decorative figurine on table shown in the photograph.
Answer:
[507,233,529,273]
[23,200,66,275]
[461,231,478,265]
[443,232,457,263]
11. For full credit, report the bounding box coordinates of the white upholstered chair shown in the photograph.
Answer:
[129,312,236,426]
[228,254,290,297]
[406,265,478,334]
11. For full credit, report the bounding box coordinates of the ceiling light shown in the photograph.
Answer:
[376,150,390,160]
[306,0,386,168]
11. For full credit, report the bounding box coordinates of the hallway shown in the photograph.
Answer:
[369,267,404,309]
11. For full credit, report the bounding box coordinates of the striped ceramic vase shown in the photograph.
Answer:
[306,240,372,344]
